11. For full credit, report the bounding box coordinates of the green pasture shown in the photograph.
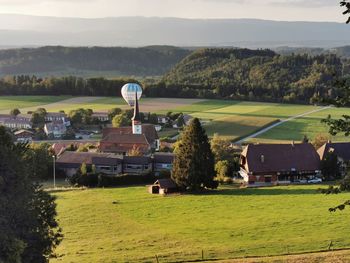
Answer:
[254,107,350,143]
[51,185,350,263]
[0,96,69,113]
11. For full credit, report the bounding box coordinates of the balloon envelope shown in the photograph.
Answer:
[121,83,143,107]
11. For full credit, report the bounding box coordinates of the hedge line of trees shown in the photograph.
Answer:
[0,75,139,96]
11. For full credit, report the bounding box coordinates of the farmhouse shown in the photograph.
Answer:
[14,129,34,142]
[153,153,174,172]
[123,156,153,175]
[44,121,67,138]
[56,151,122,176]
[3,118,32,129]
[240,143,321,186]
[318,142,350,175]
[92,112,109,122]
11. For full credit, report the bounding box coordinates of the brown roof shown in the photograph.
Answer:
[154,153,175,164]
[318,142,350,161]
[99,133,151,154]
[154,179,177,189]
[102,133,149,144]
[56,151,118,167]
[123,156,152,165]
[102,124,159,143]
[242,143,320,174]
[92,156,122,165]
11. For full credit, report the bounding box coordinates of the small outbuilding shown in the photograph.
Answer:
[149,179,178,195]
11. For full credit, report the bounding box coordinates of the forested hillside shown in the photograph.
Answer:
[0,46,190,77]
[144,48,344,104]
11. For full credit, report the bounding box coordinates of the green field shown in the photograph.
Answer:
[253,107,350,143]
[51,185,350,263]
[0,95,348,142]
[0,96,70,112]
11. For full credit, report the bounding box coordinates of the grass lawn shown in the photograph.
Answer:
[0,96,70,112]
[51,185,350,263]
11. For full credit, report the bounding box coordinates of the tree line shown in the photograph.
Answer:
[0,48,348,105]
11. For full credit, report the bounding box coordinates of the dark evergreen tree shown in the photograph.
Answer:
[0,127,62,262]
[171,118,218,191]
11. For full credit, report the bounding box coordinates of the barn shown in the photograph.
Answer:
[149,179,178,195]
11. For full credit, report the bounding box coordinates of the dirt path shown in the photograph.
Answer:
[0,96,102,114]
[235,106,332,144]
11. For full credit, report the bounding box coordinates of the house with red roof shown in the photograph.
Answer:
[240,142,321,186]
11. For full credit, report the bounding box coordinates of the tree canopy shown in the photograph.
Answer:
[0,127,62,262]
[171,118,218,191]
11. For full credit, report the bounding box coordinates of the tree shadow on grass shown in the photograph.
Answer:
[191,187,320,196]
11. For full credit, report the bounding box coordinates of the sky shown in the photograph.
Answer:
[0,0,345,22]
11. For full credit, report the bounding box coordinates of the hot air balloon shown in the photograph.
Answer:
[121,83,143,107]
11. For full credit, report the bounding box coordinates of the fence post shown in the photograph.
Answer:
[328,241,333,251]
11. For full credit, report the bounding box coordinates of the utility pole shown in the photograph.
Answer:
[52,155,56,189]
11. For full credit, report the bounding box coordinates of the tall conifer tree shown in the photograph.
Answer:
[172,118,217,191]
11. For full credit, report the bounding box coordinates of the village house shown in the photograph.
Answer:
[240,143,321,186]
[56,151,122,177]
[44,121,67,138]
[123,156,153,175]
[3,118,32,129]
[45,112,70,125]
[99,133,151,155]
[92,112,110,122]
[14,129,34,142]
[153,152,174,172]
[318,142,350,176]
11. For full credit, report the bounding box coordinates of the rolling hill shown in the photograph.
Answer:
[0,45,190,77]
[0,14,350,47]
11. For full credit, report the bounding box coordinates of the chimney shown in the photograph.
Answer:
[260,155,265,163]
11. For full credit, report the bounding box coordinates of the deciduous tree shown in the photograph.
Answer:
[0,126,62,262]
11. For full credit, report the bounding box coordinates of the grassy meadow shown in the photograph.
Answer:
[51,185,350,263]
[0,96,70,113]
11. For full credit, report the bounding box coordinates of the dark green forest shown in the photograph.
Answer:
[0,46,190,77]
[146,48,345,104]
[0,47,349,104]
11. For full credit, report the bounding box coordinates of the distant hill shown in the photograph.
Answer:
[145,48,343,104]
[0,14,350,47]
[274,46,350,59]
[0,46,191,77]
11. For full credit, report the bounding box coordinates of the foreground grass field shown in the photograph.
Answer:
[51,185,350,263]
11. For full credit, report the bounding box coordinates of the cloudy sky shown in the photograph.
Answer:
[0,0,345,22]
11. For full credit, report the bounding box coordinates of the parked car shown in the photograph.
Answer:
[308,178,323,184]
